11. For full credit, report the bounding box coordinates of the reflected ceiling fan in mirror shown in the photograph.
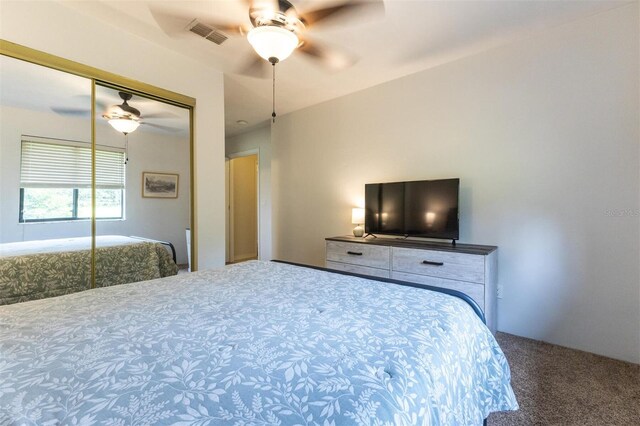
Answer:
[102,92,140,135]
[101,92,140,165]
[102,92,141,135]
[52,91,180,164]
[51,92,180,134]
[151,0,384,121]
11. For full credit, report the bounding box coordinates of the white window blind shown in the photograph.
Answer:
[20,137,125,190]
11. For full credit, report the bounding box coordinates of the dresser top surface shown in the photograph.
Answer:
[326,236,497,255]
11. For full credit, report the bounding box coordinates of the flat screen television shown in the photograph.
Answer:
[365,178,459,240]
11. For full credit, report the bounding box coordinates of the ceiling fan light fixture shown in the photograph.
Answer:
[247,25,298,62]
[108,117,140,135]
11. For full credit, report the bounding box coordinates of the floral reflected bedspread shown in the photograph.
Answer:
[0,241,178,305]
[0,261,517,425]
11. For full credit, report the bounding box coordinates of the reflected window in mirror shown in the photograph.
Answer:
[18,136,125,223]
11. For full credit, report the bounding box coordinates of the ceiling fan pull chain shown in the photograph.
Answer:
[124,134,129,165]
[272,61,276,123]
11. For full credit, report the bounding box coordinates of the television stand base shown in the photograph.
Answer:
[363,233,377,239]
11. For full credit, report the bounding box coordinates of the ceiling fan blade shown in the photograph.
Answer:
[96,100,108,111]
[237,55,271,79]
[141,111,180,120]
[299,0,384,27]
[70,95,108,112]
[298,38,357,70]
[141,122,182,132]
[246,0,280,13]
[51,107,91,117]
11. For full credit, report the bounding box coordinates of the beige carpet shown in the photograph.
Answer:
[489,333,640,425]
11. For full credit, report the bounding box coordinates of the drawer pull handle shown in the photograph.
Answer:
[347,251,363,256]
[422,260,444,266]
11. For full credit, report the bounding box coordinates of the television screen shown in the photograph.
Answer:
[365,178,459,240]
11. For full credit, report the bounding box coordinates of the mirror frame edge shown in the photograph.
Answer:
[1,39,199,273]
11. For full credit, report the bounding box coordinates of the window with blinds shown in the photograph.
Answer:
[19,137,126,222]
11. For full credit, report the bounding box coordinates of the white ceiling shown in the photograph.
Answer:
[48,1,634,135]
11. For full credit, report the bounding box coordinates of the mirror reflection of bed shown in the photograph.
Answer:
[0,236,178,305]
[0,56,191,305]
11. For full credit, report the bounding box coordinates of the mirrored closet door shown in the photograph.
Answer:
[94,84,191,286]
[0,47,195,304]
[0,55,93,304]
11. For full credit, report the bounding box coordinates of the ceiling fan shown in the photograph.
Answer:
[102,92,142,134]
[51,92,180,134]
[152,0,382,122]
[152,0,384,77]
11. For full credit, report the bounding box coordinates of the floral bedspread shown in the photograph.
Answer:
[0,261,517,425]
[0,242,178,305]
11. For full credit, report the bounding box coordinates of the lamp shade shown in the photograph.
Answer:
[352,208,365,225]
[108,118,140,134]
[247,25,299,62]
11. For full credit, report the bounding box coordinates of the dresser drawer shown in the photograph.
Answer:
[391,271,485,310]
[326,261,390,279]
[326,241,390,270]
[392,247,485,284]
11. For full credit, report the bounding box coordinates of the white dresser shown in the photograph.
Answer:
[325,236,498,333]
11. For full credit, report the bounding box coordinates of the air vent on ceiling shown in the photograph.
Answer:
[187,19,228,45]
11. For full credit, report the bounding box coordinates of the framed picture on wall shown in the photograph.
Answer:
[142,172,179,198]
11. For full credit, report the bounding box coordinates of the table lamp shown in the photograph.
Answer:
[352,208,365,237]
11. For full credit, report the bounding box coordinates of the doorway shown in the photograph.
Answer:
[226,152,259,264]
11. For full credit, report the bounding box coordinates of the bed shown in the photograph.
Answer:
[0,235,178,305]
[0,260,518,425]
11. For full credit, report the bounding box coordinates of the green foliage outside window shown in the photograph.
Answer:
[21,188,123,222]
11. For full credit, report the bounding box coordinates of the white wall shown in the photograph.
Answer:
[118,126,190,265]
[0,105,191,264]
[271,5,640,363]
[0,0,226,269]
[226,124,272,260]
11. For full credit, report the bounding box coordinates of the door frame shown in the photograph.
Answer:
[226,149,260,263]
